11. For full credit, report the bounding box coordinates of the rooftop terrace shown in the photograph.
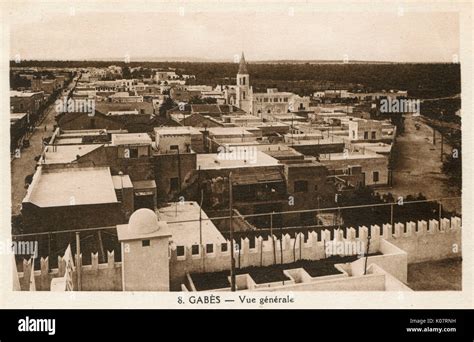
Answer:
[23,166,117,207]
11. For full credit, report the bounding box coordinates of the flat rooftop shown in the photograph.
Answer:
[10,113,27,121]
[263,149,304,160]
[24,167,117,207]
[10,90,43,97]
[255,122,289,128]
[197,151,280,170]
[254,91,293,96]
[154,126,201,136]
[54,137,84,145]
[285,137,345,146]
[352,142,393,154]
[222,114,261,120]
[319,152,385,161]
[158,201,226,246]
[111,133,152,145]
[269,114,306,120]
[208,127,254,137]
[43,144,102,164]
[317,112,348,117]
[60,129,128,137]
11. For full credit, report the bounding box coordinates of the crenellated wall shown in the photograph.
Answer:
[169,217,461,289]
[17,217,461,291]
[18,251,122,291]
[381,217,461,263]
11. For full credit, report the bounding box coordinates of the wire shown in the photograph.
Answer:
[11,196,461,238]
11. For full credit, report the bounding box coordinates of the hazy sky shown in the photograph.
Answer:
[7,2,460,62]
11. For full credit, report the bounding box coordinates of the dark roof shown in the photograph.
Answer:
[174,113,224,128]
[232,167,284,185]
[95,102,154,114]
[167,104,246,117]
[57,110,177,132]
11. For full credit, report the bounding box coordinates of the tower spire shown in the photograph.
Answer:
[238,52,248,74]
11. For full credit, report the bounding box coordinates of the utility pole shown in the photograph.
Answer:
[75,232,82,291]
[440,133,444,162]
[229,173,236,291]
[177,147,182,193]
[390,203,394,227]
[199,188,204,272]
[364,232,371,275]
[270,211,276,264]
[439,201,443,223]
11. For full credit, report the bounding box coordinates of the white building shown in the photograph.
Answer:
[233,53,310,117]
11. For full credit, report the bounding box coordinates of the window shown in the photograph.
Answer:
[142,240,150,247]
[124,147,138,158]
[243,91,245,100]
[206,244,214,254]
[352,130,356,139]
[294,180,308,192]
[130,147,138,158]
[191,245,199,255]
[249,238,256,249]
[364,131,369,140]
[221,243,228,252]
[373,171,379,183]
[170,145,179,151]
[177,246,185,256]
[314,184,318,192]
[170,177,179,192]
[371,131,376,139]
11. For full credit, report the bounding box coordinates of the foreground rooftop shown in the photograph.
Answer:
[23,166,117,207]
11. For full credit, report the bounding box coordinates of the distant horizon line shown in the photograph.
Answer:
[9,57,458,65]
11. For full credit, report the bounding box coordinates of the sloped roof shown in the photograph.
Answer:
[238,52,248,74]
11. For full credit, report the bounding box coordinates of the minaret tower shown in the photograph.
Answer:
[235,52,253,114]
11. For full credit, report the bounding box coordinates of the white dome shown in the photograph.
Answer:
[128,208,160,235]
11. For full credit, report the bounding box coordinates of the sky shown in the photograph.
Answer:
[7,2,460,63]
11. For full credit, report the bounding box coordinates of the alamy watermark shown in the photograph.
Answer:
[380,98,420,114]
[217,145,258,164]
[18,316,55,336]
[0,239,38,258]
[55,96,95,116]
[325,240,366,258]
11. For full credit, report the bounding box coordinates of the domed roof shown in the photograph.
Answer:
[128,208,160,235]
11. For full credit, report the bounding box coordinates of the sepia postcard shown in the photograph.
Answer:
[0,0,472,310]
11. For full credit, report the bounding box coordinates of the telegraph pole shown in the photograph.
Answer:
[229,172,236,291]
[440,133,444,162]
[75,232,82,291]
[199,188,204,272]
